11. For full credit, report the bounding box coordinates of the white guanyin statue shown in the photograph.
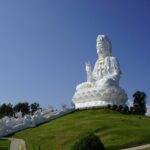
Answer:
[72,35,128,109]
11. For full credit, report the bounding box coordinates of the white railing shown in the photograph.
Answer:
[0,108,75,137]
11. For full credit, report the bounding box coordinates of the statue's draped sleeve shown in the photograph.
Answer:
[92,57,121,82]
[105,57,121,81]
[92,60,99,80]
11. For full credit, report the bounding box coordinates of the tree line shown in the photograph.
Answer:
[0,102,40,119]
[0,90,147,119]
[109,91,147,115]
[79,91,147,116]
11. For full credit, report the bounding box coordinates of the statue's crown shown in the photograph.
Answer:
[97,35,110,43]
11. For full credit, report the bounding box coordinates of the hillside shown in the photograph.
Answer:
[11,109,150,150]
[0,139,10,150]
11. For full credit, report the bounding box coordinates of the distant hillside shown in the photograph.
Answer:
[12,109,150,150]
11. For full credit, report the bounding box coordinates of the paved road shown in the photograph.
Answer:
[121,144,150,150]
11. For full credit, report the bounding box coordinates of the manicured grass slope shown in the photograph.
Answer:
[13,109,150,150]
[0,140,10,150]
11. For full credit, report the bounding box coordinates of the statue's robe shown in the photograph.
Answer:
[92,56,121,87]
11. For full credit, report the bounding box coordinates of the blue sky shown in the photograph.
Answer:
[0,0,149,108]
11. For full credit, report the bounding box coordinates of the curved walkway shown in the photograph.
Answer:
[1,137,150,150]
[9,138,27,150]
[9,140,150,150]
[121,144,150,150]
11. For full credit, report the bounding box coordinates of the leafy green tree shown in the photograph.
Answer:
[133,91,147,115]
[6,103,14,117]
[0,103,13,118]
[121,105,129,114]
[116,105,123,112]
[31,102,40,115]
[106,104,111,109]
[111,104,118,110]
[14,102,30,116]
[129,106,134,114]
[71,133,105,150]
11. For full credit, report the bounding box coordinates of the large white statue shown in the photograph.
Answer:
[72,35,128,109]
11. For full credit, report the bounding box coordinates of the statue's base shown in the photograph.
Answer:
[74,99,126,109]
[72,85,128,109]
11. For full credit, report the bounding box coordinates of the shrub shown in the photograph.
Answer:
[121,105,129,114]
[71,133,105,150]
[106,104,111,109]
[116,105,123,112]
[111,104,118,110]
[129,106,134,114]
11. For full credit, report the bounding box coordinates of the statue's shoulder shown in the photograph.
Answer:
[106,56,116,59]
[105,56,117,61]
[105,57,119,66]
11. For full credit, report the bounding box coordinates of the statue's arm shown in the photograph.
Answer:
[85,62,93,82]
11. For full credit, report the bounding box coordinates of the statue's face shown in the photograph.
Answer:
[96,35,111,57]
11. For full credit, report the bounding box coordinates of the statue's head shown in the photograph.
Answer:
[96,35,112,57]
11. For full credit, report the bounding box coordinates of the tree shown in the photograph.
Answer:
[0,103,13,118]
[106,104,111,109]
[6,103,14,117]
[111,104,118,110]
[71,133,105,150]
[129,106,134,114]
[14,102,30,116]
[31,102,40,115]
[116,105,123,112]
[121,105,129,114]
[133,91,147,115]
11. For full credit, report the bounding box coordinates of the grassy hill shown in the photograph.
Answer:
[11,109,150,150]
[0,139,10,150]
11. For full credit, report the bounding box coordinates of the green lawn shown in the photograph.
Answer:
[0,140,10,150]
[12,109,150,150]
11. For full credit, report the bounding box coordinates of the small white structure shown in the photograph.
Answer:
[72,35,128,109]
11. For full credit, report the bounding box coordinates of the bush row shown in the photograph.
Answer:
[77,104,142,115]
